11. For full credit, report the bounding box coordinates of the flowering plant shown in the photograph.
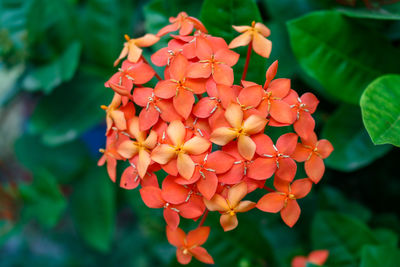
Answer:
[99,11,333,265]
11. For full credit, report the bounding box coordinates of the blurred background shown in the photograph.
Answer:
[1,0,400,266]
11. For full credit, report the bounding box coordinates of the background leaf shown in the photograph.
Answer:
[360,74,400,147]
[360,245,400,267]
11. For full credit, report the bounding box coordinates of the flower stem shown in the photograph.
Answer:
[263,185,275,193]
[198,209,209,227]
[241,41,252,81]
[141,56,162,81]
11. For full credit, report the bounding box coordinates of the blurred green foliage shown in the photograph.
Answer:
[1,0,400,266]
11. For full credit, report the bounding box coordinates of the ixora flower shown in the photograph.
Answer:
[291,250,329,267]
[98,12,333,265]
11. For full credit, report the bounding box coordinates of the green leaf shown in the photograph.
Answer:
[200,0,267,84]
[360,245,400,267]
[287,11,400,104]
[338,4,400,20]
[22,41,81,93]
[373,228,399,247]
[14,134,90,184]
[360,74,400,147]
[71,165,116,252]
[28,73,111,146]
[312,211,379,266]
[19,170,67,228]
[322,104,391,171]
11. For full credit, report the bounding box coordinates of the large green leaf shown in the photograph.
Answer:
[200,0,268,84]
[360,74,400,147]
[22,41,81,93]
[14,134,90,184]
[338,4,400,20]
[360,245,400,267]
[28,73,111,146]
[312,212,379,266]
[322,104,391,171]
[19,170,67,228]
[71,165,116,252]
[287,11,400,104]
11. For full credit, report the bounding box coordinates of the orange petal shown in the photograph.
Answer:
[176,248,192,264]
[167,120,186,146]
[308,250,329,265]
[164,208,180,230]
[243,115,268,135]
[301,92,319,113]
[276,133,298,155]
[238,135,256,160]
[281,199,300,227]
[190,247,214,264]
[120,166,140,190]
[161,177,188,205]
[134,33,159,47]
[154,80,178,99]
[169,53,188,81]
[173,89,195,119]
[269,100,295,124]
[139,186,165,208]
[197,171,218,200]
[291,178,313,199]
[232,25,252,33]
[151,144,176,164]
[234,200,256,213]
[106,157,117,183]
[238,85,263,108]
[193,97,217,118]
[203,194,229,212]
[187,62,212,78]
[177,153,195,179]
[265,60,278,87]
[220,213,238,231]
[143,130,158,149]
[110,110,127,130]
[294,112,315,139]
[195,37,213,60]
[205,151,235,173]
[225,103,243,129]
[305,154,325,183]
[213,64,234,86]
[229,31,252,49]
[214,49,240,67]
[128,117,145,142]
[187,227,210,247]
[127,42,143,63]
[247,157,276,180]
[182,136,210,155]
[252,33,272,58]
[137,149,151,178]
[275,158,297,182]
[210,127,237,146]
[291,256,307,267]
[139,106,159,131]
[227,181,247,208]
[166,226,186,247]
[291,143,311,162]
[117,140,138,158]
[256,192,285,213]
[255,22,271,37]
[317,140,334,159]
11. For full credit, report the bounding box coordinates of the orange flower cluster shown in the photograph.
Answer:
[98,12,333,265]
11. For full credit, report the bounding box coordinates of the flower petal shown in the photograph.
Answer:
[120,166,140,190]
[225,103,243,129]
[305,154,325,183]
[151,144,176,164]
[117,140,139,159]
[197,171,218,200]
[291,178,313,199]
[213,64,234,86]
[238,135,256,160]
[166,226,185,247]
[210,127,237,146]
[137,149,151,178]
[256,192,285,213]
[243,115,268,135]
[205,151,235,173]
[228,31,252,48]
[276,133,298,155]
[220,213,238,231]
[228,181,247,208]
[167,120,186,146]
[187,226,210,247]
[176,248,192,265]
[164,208,180,230]
[247,157,276,180]
[173,88,195,119]
[183,136,210,155]
[139,186,165,208]
[281,199,300,227]
[203,194,229,212]
[177,153,195,179]
[234,200,256,213]
[252,33,272,58]
[190,247,214,265]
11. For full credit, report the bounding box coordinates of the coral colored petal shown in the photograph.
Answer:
[215,49,240,67]
[110,110,127,131]
[187,62,212,78]
[308,250,329,265]
[139,106,160,131]
[210,127,237,146]
[203,194,229,212]
[190,247,214,264]
[301,92,319,113]
[195,37,213,60]
[291,178,313,199]
[161,177,188,204]
[252,33,272,58]
[228,31,252,48]
[238,135,256,160]
[185,78,207,94]
[276,158,297,182]
[243,115,268,135]
[220,214,238,231]
[164,208,180,229]
[294,112,315,139]
[151,47,169,66]
[268,78,291,98]
[291,256,308,267]
[178,195,205,219]
[238,85,263,108]
[134,33,159,47]
[120,166,140,190]
[179,20,194,35]
[173,89,195,119]
[177,153,195,179]
[256,192,285,212]
[141,172,159,187]
[197,171,218,200]
[255,23,271,37]
[106,157,117,182]
[167,120,186,146]
[117,140,138,158]
[228,181,247,208]
[232,25,252,33]
[265,60,278,87]
[225,103,243,129]
[137,150,151,178]
[183,136,210,155]
[234,200,256,213]
[291,144,311,162]
[127,42,143,63]
[276,133,298,155]
[158,100,182,122]
[213,64,234,86]
[317,140,334,159]
[151,144,176,164]
[270,100,295,124]
[187,227,210,247]
[176,248,192,264]
[157,23,180,37]
[218,164,244,184]
[143,130,158,149]
[217,85,237,109]
[169,54,188,81]
[139,186,165,208]
[247,157,276,180]
[166,226,185,247]
[132,87,153,107]
[252,133,275,155]
[281,199,300,227]
[154,80,178,99]
[193,97,217,118]
[305,154,325,183]
[205,151,235,173]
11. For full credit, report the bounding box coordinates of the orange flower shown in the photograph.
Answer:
[204,182,255,231]
[292,133,333,183]
[210,103,267,160]
[151,120,211,179]
[157,11,208,37]
[119,157,158,190]
[114,34,159,66]
[100,93,133,134]
[166,226,214,265]
[117,117,158,178]
[292,250,329,267]
[98,132,127,182]
[229,21,272,58]
[257,178,312,227]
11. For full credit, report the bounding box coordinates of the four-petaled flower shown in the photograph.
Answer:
[114,34,159,66]
[157,11,208,37]
[291,250,329,267]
